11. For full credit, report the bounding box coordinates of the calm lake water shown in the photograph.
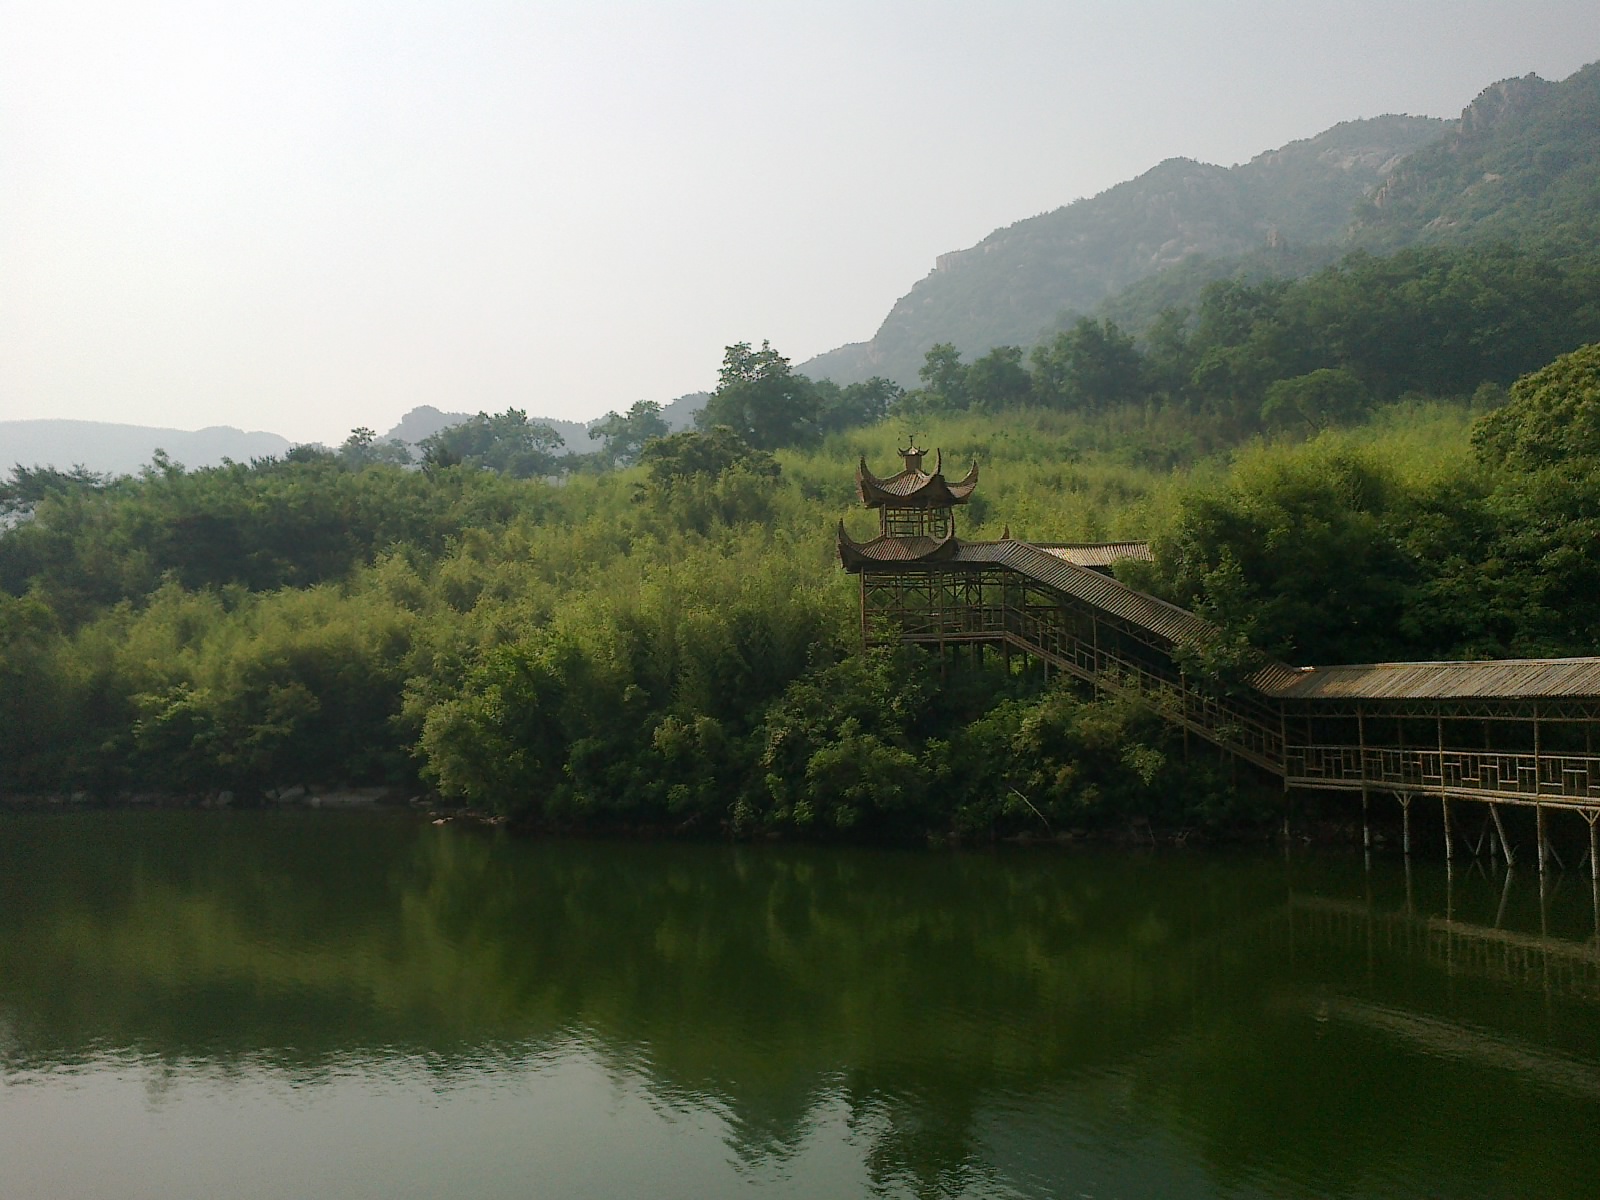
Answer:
[2,810,1599,1199]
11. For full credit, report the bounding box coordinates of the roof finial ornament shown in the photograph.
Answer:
[898,437,926,475]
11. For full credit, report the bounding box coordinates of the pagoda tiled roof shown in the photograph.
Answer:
[836,523,959,569]
[856,452,978,509]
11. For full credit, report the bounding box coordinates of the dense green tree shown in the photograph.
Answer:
[638,427,779,488]
[420,409,565,477]
[1128,446,1416,664]
[0,590,69,789]
[812,377,904,434]
[750,647,936,834]
[0,464,109,517]
[1260,368,1371,433]
[1030,318,1146,412]
[591,400,670,467]
[965,346,1033,411]
[339,427,413,469]
[913,343,970,413]
[1471,340,1600,469]
[635,427,783,532]
[697,341,820,450]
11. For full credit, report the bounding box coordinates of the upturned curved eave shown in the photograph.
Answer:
[836,521,960,572]
[855,457,980,509]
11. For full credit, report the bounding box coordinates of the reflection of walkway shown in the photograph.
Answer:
[1300,994,1600,1099]
[1288,892,1600,1003]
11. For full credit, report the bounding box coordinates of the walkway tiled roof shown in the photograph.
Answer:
[1035,542,1153,567]
[951,540,1216,647]
[1261,658,1600,701]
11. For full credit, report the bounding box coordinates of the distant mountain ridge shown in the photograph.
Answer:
[380,392,706,453]
[801,60,1600,388]
[0,420,292,477]
[1,391,714,478]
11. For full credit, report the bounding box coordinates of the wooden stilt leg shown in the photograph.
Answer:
[1491,803,1515,868]
[1588,811,1600,883]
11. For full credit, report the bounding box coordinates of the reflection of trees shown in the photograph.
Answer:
[3,814,1600,1196]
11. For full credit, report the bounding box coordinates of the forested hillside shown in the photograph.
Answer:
[804,61,1600,388]
[6,321,1600,839]
[1354,64,1600,257]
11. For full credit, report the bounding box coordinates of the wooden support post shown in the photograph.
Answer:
[1534,702,1543,801]
[1437,709,1445,796]
[1442,796,1454,863]
[1400,794,1412,857]
[1361,786,1371,851]
[1490,803,1515,868]
[1585,811,1600,942]
[1357,702,1368,795]
[1537,804,1548,875]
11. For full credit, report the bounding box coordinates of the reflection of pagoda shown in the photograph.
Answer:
[837,445,979,567]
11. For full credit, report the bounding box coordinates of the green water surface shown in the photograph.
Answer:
[1,810,1597,1199]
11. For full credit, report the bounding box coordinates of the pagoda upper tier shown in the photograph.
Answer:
[856,447,979,510]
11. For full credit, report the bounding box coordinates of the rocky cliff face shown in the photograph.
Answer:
[1354,62,1599,252]
[1457,73,1558,137]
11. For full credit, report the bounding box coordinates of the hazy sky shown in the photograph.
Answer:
[2,2,1596,445]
